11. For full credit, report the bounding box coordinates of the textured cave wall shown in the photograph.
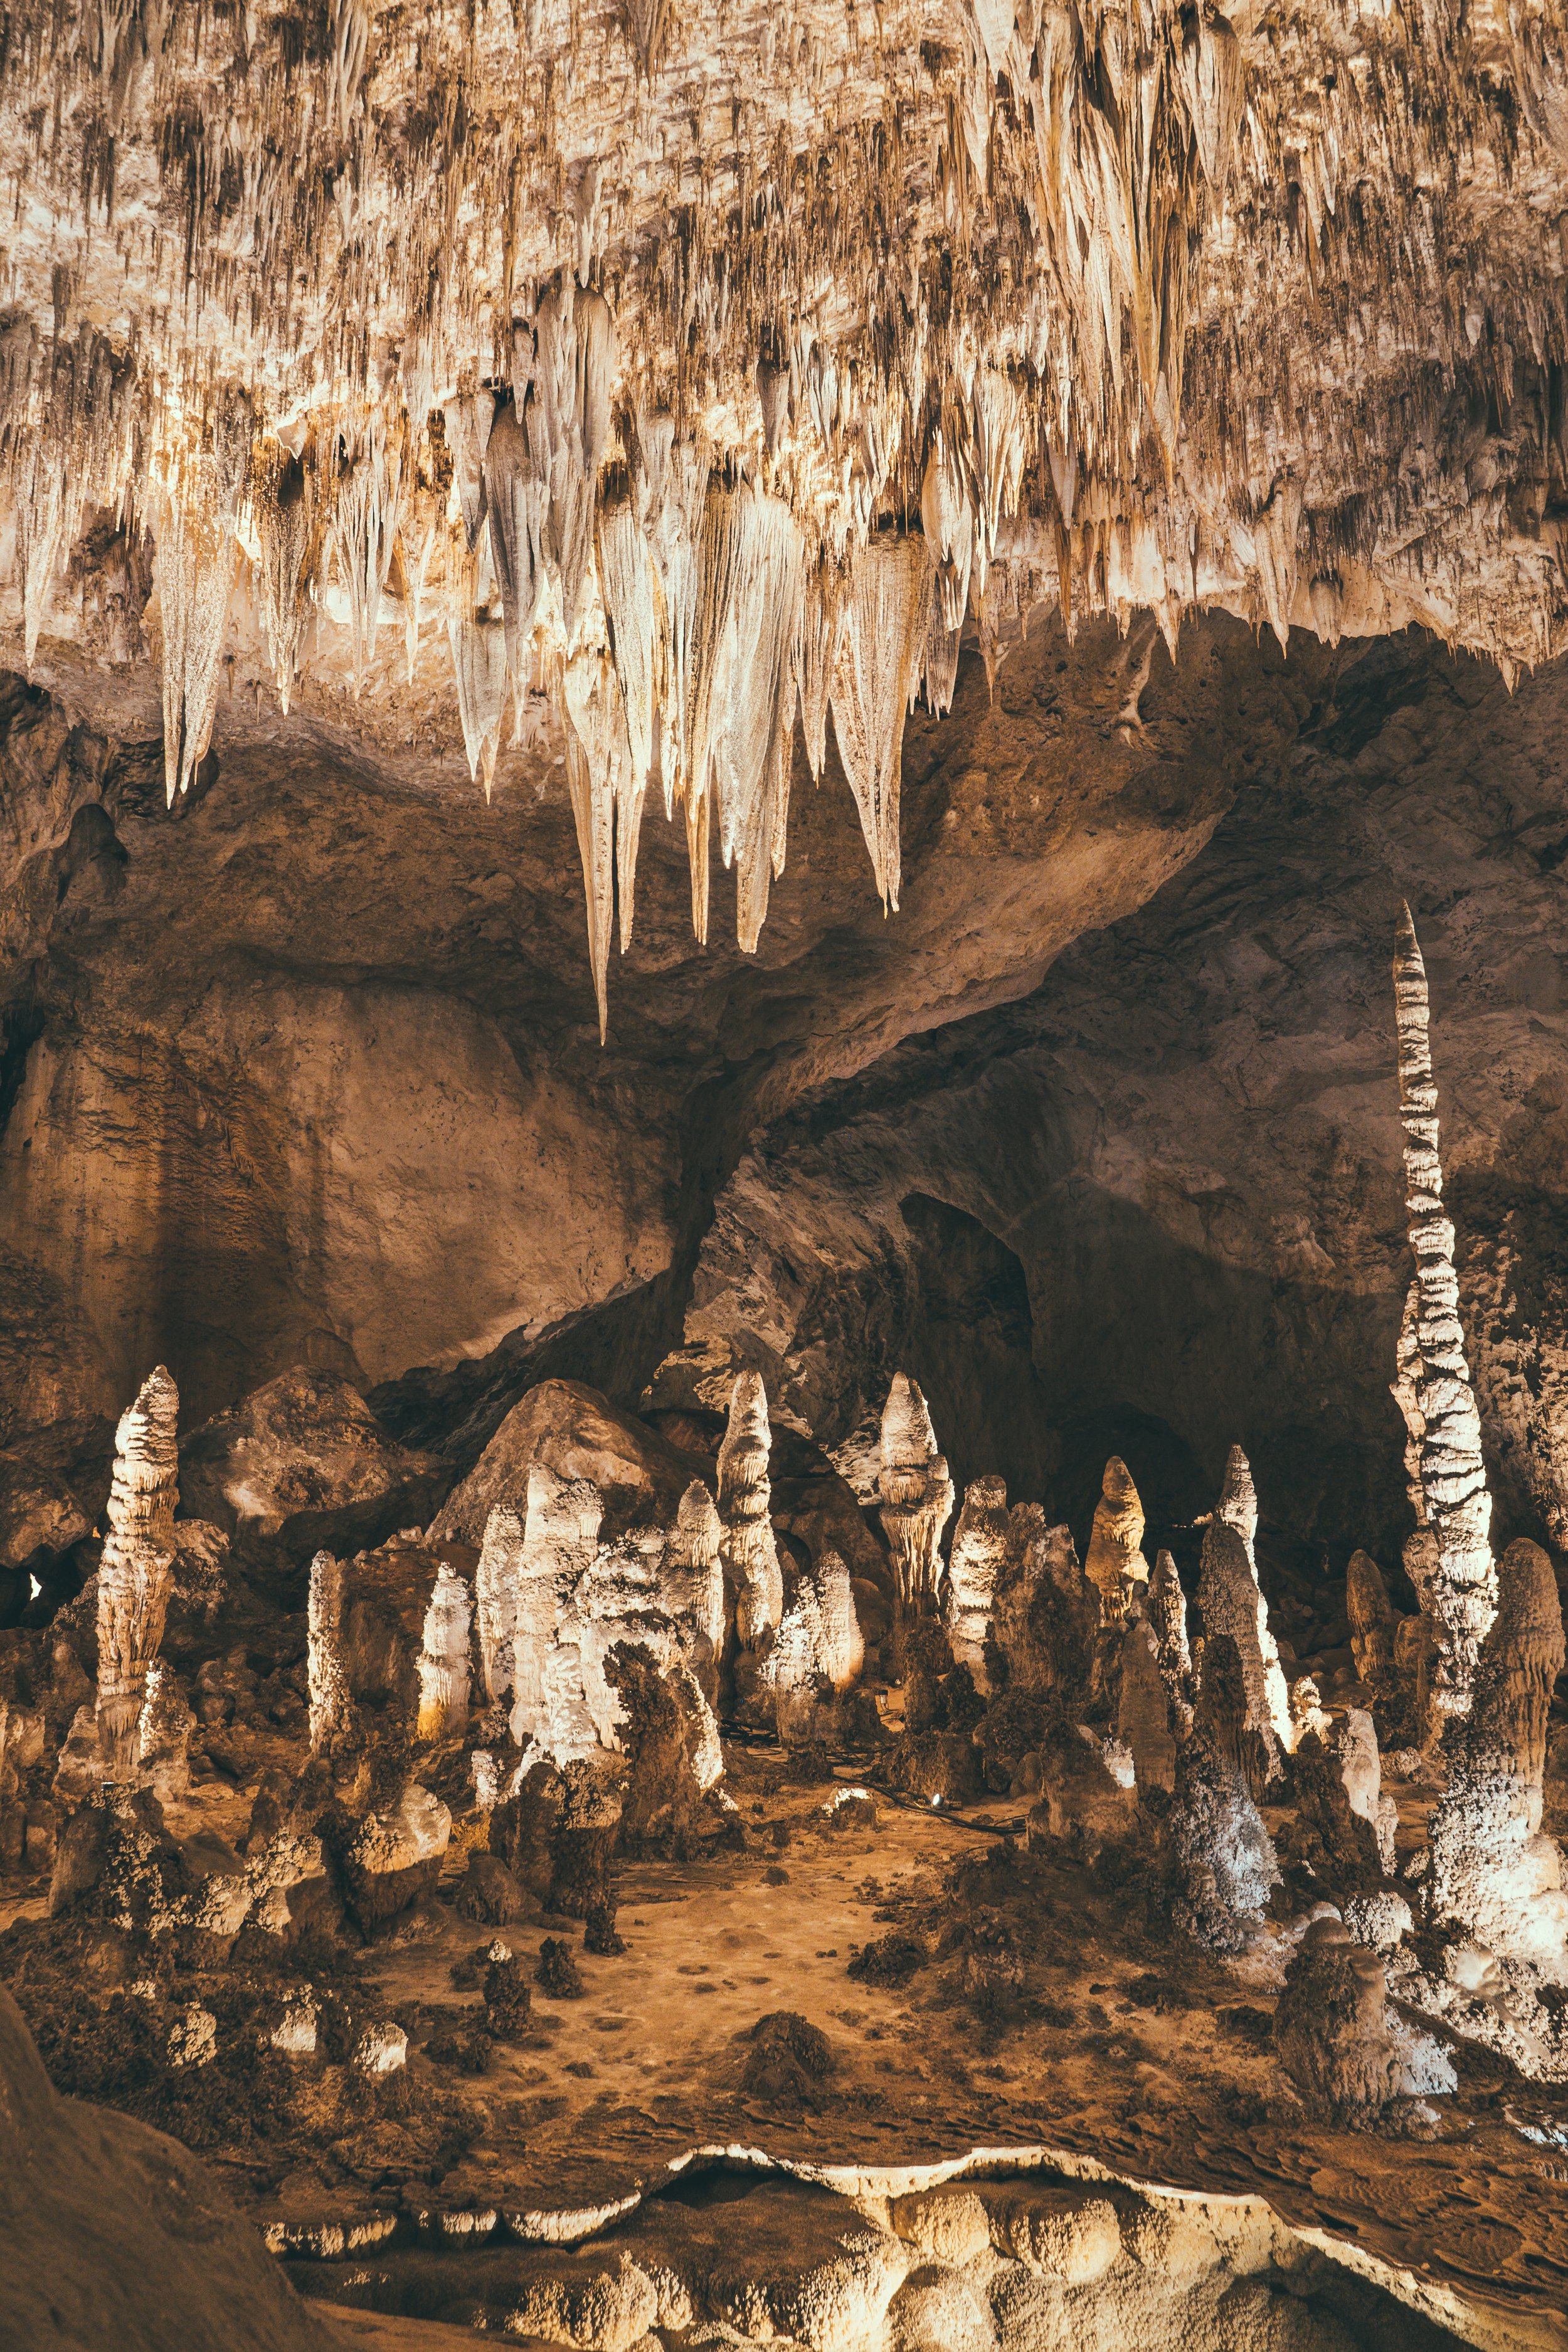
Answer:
[0,610,1318,1461]
[675,631,1568,1585]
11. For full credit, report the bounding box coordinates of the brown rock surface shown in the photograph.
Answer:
[179,1368,443,1558]
[429,1377,704,1548]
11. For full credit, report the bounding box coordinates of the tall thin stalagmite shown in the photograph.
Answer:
[95,1368,181,1776]
[1390,903,1496,1722]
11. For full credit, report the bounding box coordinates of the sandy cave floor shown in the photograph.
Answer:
[6,1731,1566,2347]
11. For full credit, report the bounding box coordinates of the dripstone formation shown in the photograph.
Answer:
[9,0,1568,2336]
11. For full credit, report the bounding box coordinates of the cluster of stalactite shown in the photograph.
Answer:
[5,0,1568,1007]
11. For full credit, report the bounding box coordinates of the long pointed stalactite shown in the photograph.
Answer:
[6,3,1568,1022]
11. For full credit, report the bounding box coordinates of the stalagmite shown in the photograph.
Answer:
[877,1374,956,1614]
[1199,1447,1293,1752]
[1390,904,1497,1723]
[1083,1456,1150,1620]
[1148,1549,1193,1730]
[945,1478,1009,1688]
[95,1368,181,1778]
[829,536,933,911]
[307,1549,352,1756]
[662,1481,726,1665]
[716,1373,783,1647]
[1117,1618,1177,1791]
[766,1552,862,1746]
[511,1465,605,1753]
[1347,1550,1399,1695]
[1167,1631,1281,1952]
[475,1504,524,1705]
[416,1563,474,1740]
[1422,1538,1568,1971]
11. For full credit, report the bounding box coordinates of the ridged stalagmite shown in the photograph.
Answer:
[417,1563,474,1741]
[1148,1550,1193,1730]
[1423,1537,1568,1970]
[1197,1448,1293,1756]
[1389,904,1496,1722]
[877,1374,955,1613]
[1083,1456,1150,1620]
[945,1476,1010,1689]
[95,1367,181,1777]
[717,1374,784,1648]
[307,1549,352,1757]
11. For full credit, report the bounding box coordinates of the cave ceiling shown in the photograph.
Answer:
[6,0,1568,1022]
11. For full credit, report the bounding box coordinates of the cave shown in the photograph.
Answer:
[6,8,1568,2350]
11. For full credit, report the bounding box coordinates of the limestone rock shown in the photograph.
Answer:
[475,1503,523,1705]
[877,1374,955,1615]
[1147,1549,1193,1732]
[0,1981,340,2350]
[766,1550,864,1747]
[1274,1915,1455,2119]
[1115,1618,1177,1793]
[1293,1709,1398,1893]
[1083,1456,1150,1620]
[0,1451,89,1573]
[991,1505,1099,1702]
[431,1379,699,1549]
[1167,1634,1281,1951]
[180,1367,441,1557]
[343,1781,452,1931]
[306,1550,352,1757]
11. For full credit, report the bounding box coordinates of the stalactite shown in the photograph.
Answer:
[798,551,849,782]
[596,490,659,949]
[561,638,625,1041]
[702,485,805,953]
[154,452,239,807]
[1391,903,1497,1722]
[252,438,322,717]
[447,545,511,800]
[829,535,933,912]
[331,408,405,696]
[484,395,547,719]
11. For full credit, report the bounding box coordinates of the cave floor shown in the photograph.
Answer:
[6,1739,1568,2346]
[222,1753,1568,2336]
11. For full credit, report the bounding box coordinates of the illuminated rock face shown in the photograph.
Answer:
[718,1374,785,1650]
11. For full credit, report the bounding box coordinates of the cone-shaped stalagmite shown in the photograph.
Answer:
[717,1373,783,1647]
[877,1374,956,1613]
[1084,1456,1150,1620]
[95,1369,181,1776]
[1389,904,1496,1724]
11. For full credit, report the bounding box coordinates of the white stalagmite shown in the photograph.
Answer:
[830,535,933,911]
[946,1476,1010,1688]
[1083,1456,1151,1620]
[663,1480,726,1661]
[95,1367,181,1776]
[475,1503,523,1703]
[155,454,238,807]
[877,1372,955,1612]
[416,1562,473,1740]
[307,1549,352,1756]
[717,1372,784,1646]
[1391,903,1496,1722]
[511,1464,605,1752]
[766,1549,863,1744]
[1206,1444,1295,1752]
